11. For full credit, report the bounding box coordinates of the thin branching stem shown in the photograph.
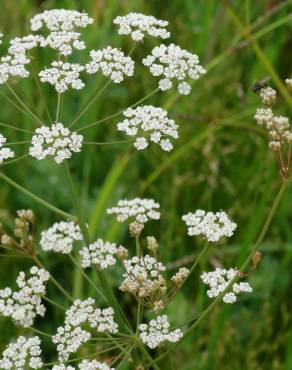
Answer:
[76,87,159,132]
[6,84,43,125]
[0,171,76,220]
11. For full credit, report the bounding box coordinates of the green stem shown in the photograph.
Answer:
[0,171,76,220]
[33,256,74,302]
[63,161,133,334]
[69,253,107,302]
[41,295,66,311]
[77,88,159,133]
[28,327,52,338]
[168,242,209,304]
[0,154,29,167]
[139,341,160,370]
[6,84,42,125]
[0,121,33,133]
[0,90,40,126]
[70,80,111,128]
[56,93,61,122]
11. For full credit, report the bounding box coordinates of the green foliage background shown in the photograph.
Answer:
[0,1,292,369]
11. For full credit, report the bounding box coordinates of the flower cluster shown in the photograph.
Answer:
[29,123,83,163]
[120,255,166,299]
[286,78,292,89]
[0,134,14,164]
[80,239,119,269]
[117,105,178,151]
[86,47,134,83]
[255,85,291,152]
[259,86,277,106]
[0,35,41,84]
[52,360,115,370]
[30,9,93,56]
[0,336,43,369]
[39,61,85,93]
[201,267,252,304]
[139,315,183,349]
[171,267,190,287]
[113,13,170,41]
[182,210,237,242]
[0,266,50,327]
[40,221,82,254]
[53,298,118,361]
[143,43,206,94]
[107,198,160,224]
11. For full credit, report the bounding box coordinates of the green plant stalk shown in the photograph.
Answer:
[168,241,209,303]
[138,341,160,370]
[69,253,107,302]
[0,171,75,220]
[70,80,111,128]
[6,83,42,125]
[63,161,133,334]
[33,256,74,302]
[77,88,159,132]
[155,178,289,364]
[56,93,61,122]
[0,121,33,133]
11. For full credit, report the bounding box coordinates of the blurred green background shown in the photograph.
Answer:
[0,1,292,369]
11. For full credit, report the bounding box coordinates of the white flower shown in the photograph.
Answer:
[52,361,115,370]
[0,336,43,369]
[182,210,237,242]
[178,81,191,95]
[120,255,166,298]
[158,78,172,91]
[52,365,75,370]
[143,43,206,94]
[134,137,149,150]
[0,33,3,45]
[80,239,119,269]
[201,267,252,304]
[0,35,41,84]
[86,47,134,83]
[39,61,85,93]
[0,266,50,327]
[117,105,178,151]
[40,221,82,254]
[285,78,292,88]
[29,123,83,163]
[107,198,160,224]
[0,134,14,164]
[30,9,93,56]
[254,106,291,151]
[254,107,274,125]
[139,315,183,349]
[53,299,118,361]
[53,326,91,362]
[259,86,277,106]
[79,360,115,370]
[113,13,170,41]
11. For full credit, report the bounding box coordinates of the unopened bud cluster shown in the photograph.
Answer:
[171,267,190,287]
[0,209,35,255]
[255,82,291,152]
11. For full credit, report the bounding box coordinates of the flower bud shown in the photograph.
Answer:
[129,221,144,237]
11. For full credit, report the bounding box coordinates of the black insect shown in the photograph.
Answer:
[252,77,271,93]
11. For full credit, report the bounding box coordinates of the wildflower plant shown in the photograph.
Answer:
[0,7,290,370]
